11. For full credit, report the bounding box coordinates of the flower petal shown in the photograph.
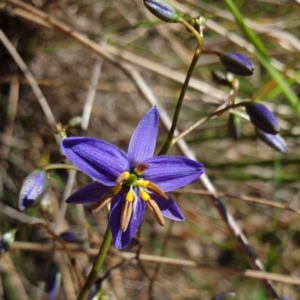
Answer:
[151,194,184,221]
[110,187,145,249]
[143,155,204,192]
[62,137,129,186]
[127,107,159,167]
[66,181,110,204]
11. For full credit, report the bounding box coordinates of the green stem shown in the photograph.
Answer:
[171,101,248,146]
[78,226,112,300]
[42,164,79,172]
[159,47,202,155]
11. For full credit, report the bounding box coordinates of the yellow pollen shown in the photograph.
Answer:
[137,180,150,188]
[125,189,134,202]
[140,189,150,201]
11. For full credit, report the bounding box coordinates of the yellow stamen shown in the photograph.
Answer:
[147,199,165,226]
[137,180,150,188]
[125,189,134,202]
[92,184,122,214]
[139,189,150,201]
[116,171,130,183]
[134,162,149,176]
[147,182,168,200]
[120,201,133,232]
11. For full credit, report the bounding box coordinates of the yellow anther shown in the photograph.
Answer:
[148,182,168,200]
[111,184,122,195]
[147,199,165,226]
[125,189,134,202]
[116,171,130,183]
[137,180,150,188]
[140,189,150,201]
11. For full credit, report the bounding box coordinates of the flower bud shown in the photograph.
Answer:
[212,292,236,300]
[256,130,286,153]
[0,231,16,254]
[220,52,254,76]
[227,114,241,140]
[59,231,79,243]
[18,168,49,211]
[245,102,279,134]
[144,0,180,23]
[47,264,61,300]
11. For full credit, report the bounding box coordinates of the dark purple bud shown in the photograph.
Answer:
[220,52,254,76]
[47,264,61,300]
[18,169,49,211]
[59,231,79,243]
[144,0,180,23]
[0,231,15,254]
[212,291,236,300]
[228,114,241,140]
[256,130,286,153]
[211,70,233,87]
[245,102,279,134]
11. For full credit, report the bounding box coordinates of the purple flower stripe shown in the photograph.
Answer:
[143,155,204,192]
[62,137,129,186]
[127,107,159,167]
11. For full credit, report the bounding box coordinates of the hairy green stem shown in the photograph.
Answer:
[78,226,112,300]
[159,47,202,155]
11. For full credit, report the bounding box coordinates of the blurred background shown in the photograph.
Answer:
[1,0,300,299]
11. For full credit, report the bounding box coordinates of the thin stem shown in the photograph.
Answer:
[78,225,112,300]
[171,101,248,146]
[42,164,79,172]
[159,47,202,155]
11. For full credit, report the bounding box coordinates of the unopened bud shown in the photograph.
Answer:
[47,264,61,300]
[59,231,79,243]
[256,130,286,153]
[18,168,49,211]
[212,291,236,300]
[220,52,254,76]
[245,102,279,134]
[0,231,16,254]
[144,0,180,23]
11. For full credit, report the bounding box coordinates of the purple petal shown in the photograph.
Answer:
[151,194,184,221]
[143,155,204,192]
[110,187,145,249]
[62,137,129,186]
[66,181,111,204]
[220,52,254,76]
[256,130,286,153]
[127,107,159,167]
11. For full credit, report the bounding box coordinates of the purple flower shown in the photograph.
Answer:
[220,52,254,76]
[245,102,279,134]
[47,264,61,300]
[62,107,204,249]
[18,168,49,211]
